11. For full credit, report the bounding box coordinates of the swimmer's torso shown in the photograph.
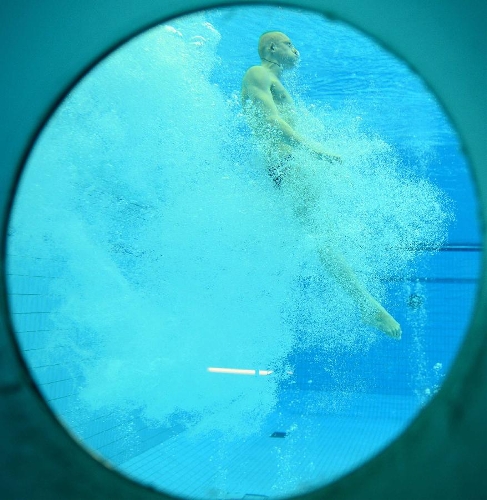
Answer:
[267,77,295,125]
[241,66,296,157]
[242,64,326,219]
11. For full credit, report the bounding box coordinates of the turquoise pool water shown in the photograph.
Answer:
[6,6,481,499]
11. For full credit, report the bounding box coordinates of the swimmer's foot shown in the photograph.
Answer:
[361,299,402,340]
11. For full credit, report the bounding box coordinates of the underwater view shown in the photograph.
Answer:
[6,6,481,499]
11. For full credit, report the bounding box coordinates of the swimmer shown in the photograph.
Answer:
[241,31,401,339]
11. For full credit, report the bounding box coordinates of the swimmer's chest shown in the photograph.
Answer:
[270,79,295,122]
[270,78,293,105]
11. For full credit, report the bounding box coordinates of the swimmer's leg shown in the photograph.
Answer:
[317,245,402,340]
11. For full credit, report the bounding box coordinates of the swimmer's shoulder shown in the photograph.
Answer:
[243,65,273,88]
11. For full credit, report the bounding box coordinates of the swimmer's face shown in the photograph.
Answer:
[271,34,300,68]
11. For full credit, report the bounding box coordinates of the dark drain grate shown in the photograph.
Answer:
[270,431,287,438]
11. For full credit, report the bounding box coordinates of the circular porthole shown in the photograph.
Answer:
[4,4,483,500]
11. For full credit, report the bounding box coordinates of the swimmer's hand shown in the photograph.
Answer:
[317,151,342,164]
[306,141,342,163]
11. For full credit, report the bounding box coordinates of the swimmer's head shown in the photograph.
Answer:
[258,32,300,69]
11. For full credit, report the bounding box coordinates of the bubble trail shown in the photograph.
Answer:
[8,12,452,442]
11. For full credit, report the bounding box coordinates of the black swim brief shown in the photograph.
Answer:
[267,155,293,188]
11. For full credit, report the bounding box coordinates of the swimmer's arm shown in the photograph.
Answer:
[243,69,304,143]
[243,68,341,162]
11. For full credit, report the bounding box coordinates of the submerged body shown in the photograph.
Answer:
[241,31,402,339]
